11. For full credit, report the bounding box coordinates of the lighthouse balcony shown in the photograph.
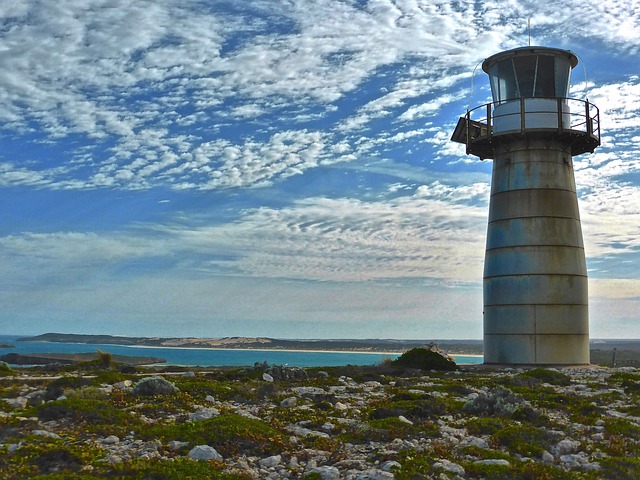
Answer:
[451,97,600,160]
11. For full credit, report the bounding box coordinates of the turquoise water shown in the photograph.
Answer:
[0,335,483,367]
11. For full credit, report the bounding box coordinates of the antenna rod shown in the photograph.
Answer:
[528,18,531,46]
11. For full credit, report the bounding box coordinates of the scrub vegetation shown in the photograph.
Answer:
[1,357,639,479]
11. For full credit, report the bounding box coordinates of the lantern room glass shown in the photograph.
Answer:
[487,54,573,103]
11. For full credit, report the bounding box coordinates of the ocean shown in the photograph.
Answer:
[0,335,483,367]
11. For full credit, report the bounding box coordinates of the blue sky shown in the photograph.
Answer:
[1,0,639,339]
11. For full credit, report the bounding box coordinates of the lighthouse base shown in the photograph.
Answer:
[484,333,590,365]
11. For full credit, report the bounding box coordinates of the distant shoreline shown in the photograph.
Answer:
[127,344,406,355]
[15,333,485,355]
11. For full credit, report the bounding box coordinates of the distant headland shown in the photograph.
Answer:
[16,332,484,354]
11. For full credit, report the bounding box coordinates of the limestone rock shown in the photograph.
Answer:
[132,376,178,396]
[189,407,219,420]
[4,397,28,409]
[474,459,510,466]
[555,438,580,456]
[102,435,120,445]
[280,396,297,408]
[306,465,340,480]
[433,459,465,476]
[258,454,282,468]
[188,445,222,461]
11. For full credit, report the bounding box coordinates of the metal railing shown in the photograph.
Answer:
[467,97,600,141]
[456,97,600,159]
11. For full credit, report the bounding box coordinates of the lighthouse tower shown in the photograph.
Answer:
[451,47,600,365]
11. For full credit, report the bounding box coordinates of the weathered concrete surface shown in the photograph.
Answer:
[484,137,589,365]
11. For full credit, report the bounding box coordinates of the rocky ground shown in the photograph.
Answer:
[1,359,640,479]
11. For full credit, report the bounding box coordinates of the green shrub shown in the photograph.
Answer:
[28,398,133,435]
[370,395,455,421]
[516,368,571,386]
[605,418,640,440]
[140,414,287,456]
[466,417,511,436]
[490,425,557,457]
[392,348,457,371]
[44,376,93,401]
[2,436,105,478]
[367,417,419,438]
[463,459,581,480]
[599,456,640,479]
[109,458,250,480]
[0,361,14,376]
[174,378,235,400]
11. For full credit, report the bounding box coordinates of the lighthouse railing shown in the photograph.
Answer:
[461,97,600,158]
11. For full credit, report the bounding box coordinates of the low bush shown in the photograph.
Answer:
[466,417,512,436]
[140,413,287,456]
[490,425,558,457]
[109,458,250,480]
[392,348,457,371]
[28,398,133,435]
[44,376,94,401]
[462,387,527,418]
[516,368,571,386]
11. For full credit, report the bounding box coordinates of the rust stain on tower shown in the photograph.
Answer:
[451,47,601,365]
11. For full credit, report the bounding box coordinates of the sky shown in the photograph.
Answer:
[1,0,639,340]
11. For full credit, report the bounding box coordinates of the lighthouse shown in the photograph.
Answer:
[451,47,600,365]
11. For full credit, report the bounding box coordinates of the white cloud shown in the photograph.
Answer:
[163,188,489,283]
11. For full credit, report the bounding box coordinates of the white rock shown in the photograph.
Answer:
[433,459,465,476]
[381,460,401,472]
[583,462,602,471]
[398,415,413,425]
[205,395,216,403]
[474,459,510,466]
[560,454,582,469]
[262,373,274,382]
[291,386,326,396]
[352,469,394,479]
[541,450,555,463]
[32,430,61,439]
[169,440,189,451]
[306,465,340,480]
[113,380,133,390]
[288,425,330,438]
[321,422,335,431]
[460,436,489,449]
[555,438,580,455]
[259,454,282,468]
[280,397,297,408]
[4,397,28,409]
[189,407,220,420]
[188,445,223,461]
[102,435,120,444]
[334,402,348,411]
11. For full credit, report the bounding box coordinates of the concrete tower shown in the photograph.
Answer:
[451,47,600,365]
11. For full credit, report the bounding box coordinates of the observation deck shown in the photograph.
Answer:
[451,97,601,160]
